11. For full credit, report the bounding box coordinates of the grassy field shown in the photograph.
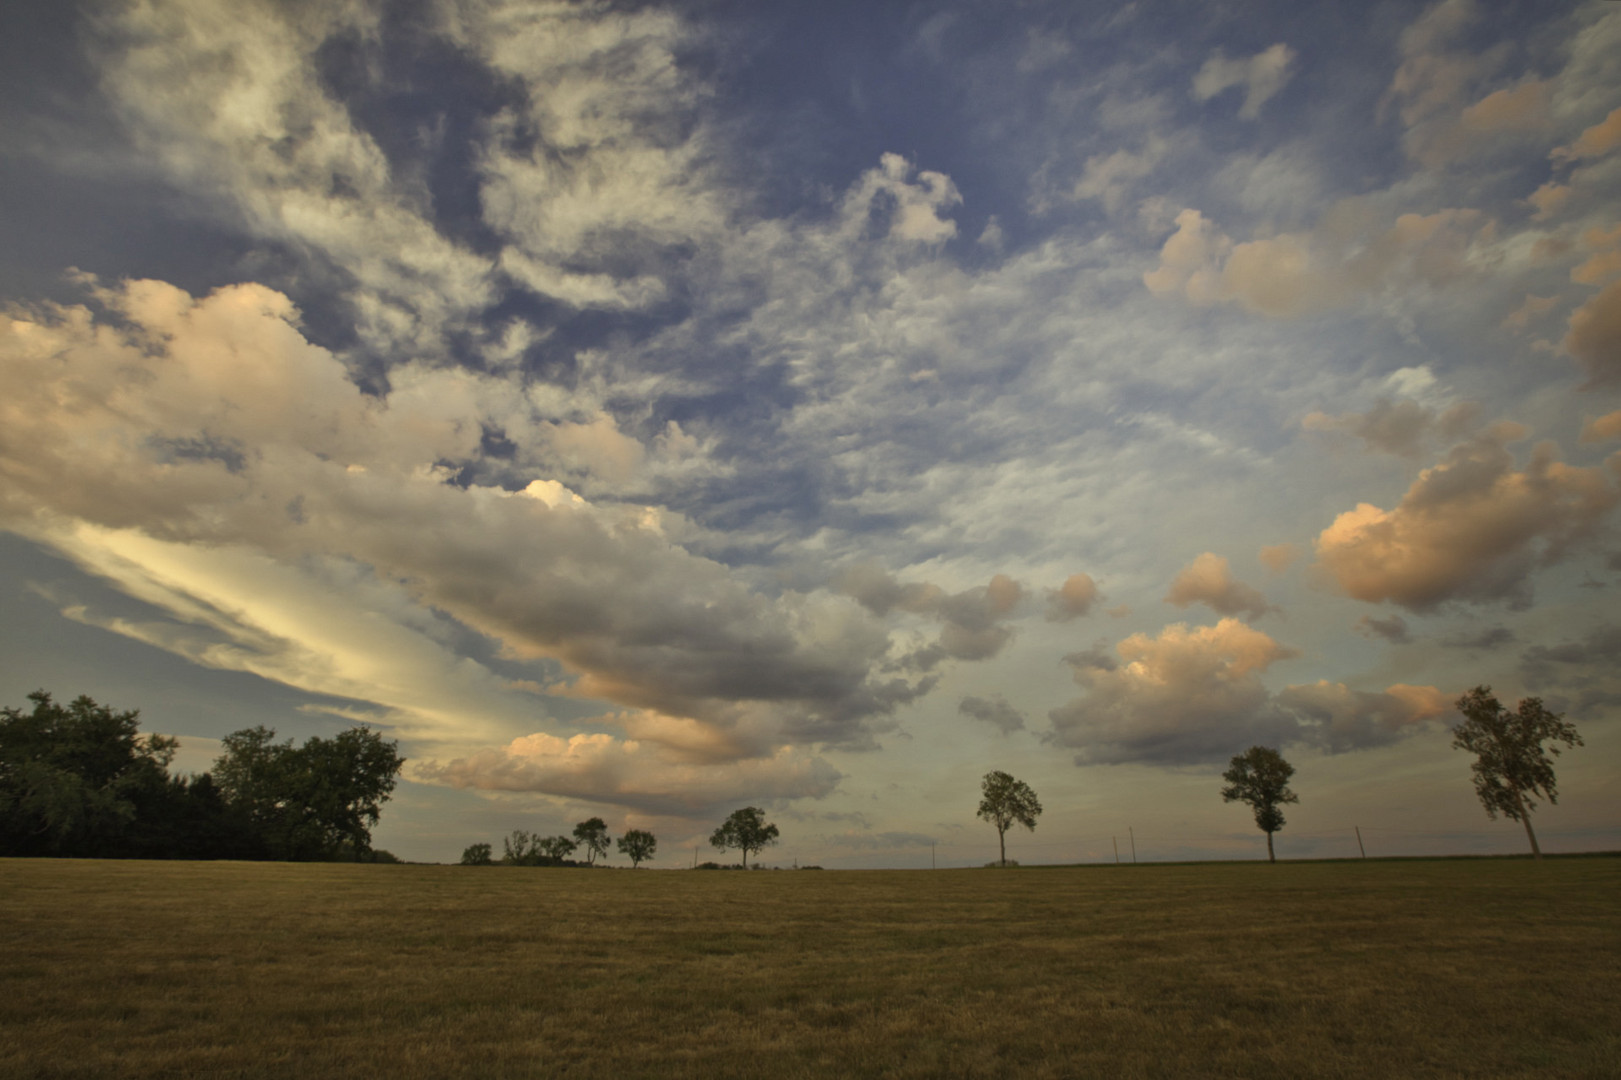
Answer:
[2,858,1617,1079]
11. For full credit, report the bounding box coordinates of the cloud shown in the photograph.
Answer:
[1275,681,1451,754]
[1501,294,1559,331]
[1571,224,1621,286]
[1312,425,1620,611]
[838,565,1023,668]
[1048,618,1300,765]
[1440,626,1516,650]
[959,695,1026,734]
[1581,411,1621,444]
[415,732,842,816]
[1045,573,1100,622]
[1304,394,1479,458]
[1552,106,1621,166]
[1191,44,1297,119]
[1354,614,1412,644]
[1563,280,1621,388]
[1071,137,1171,212]
[0,279,951,762]
[1259,543,1300,573]
[1164,552,1273,621]
[1520,623,1621,719]
[1144,204,1488,317]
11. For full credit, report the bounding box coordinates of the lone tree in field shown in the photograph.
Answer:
[710,807,779,868]
[1452,686,1582,861]
[573,817,611,865]
[1222,746,1298,863]
[617,828,657,868]
[977,770,1042,867]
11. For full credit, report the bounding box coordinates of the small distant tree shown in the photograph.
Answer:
[536,834,577,862]
[460,843,493,866]
[1452,686,1583,860]
[710,807,779,869]
[977,770,1042,867]
[617,828,657,868]
[502,829,536,864]
[573,817,611,865]
[1222,746,1298,863]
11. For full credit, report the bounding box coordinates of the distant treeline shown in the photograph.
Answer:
[0,691,403,861]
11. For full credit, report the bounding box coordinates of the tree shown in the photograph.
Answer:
[573,816,611,865]
[503,829,537,864]
[536,834,578,861]
[0,690,176,857]
[461,842,494,866]
[710,807,779,869]
[213,724,404,861]
[617,828,657,868]
[1222,746,1298,863]
[1452,686,1583,860]
[977,770,1042,867]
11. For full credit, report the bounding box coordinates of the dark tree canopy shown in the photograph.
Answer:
[573,817,611,865]
[461,842,494,865]
[617,828,657,867]
[1452,686,1582,860]
[1221,746,1298,863]
[710,807,779,868]
[977,770,1042,867]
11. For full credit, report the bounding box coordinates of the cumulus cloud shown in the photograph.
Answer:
[1551,105,1621,166]
[838,564,1023,668]
[1045,573,1100,622]
[959,695,1026,734]
[1275,681,1451,753]
[1312,425,1620,611]
[1565,280,1621,387]
[1501,294,1559,331]
[1304,396,1479,458]
[1048,619,1300,765]
[1191,44,1297,119]
[1144,204,1488,317]
[1581,410,1621,444]
[1164,553,1273,621]
[0,279,950,768]
[1354,614,1412,644]
[415,731,842,815]
[1259,543,1301,573]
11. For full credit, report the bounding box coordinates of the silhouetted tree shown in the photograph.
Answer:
[710,807,779,868]
[537,834,578,861]
[573,817,611,865]
[461,842,494,865]
[617,828,657,867]
[1222,746,1298,862]
[0,691,175,857]
[502,829,537,864]
[1452,686,1583,860]
[977,770,1042,867]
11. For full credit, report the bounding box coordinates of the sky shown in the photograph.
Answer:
[2,0,1619,868]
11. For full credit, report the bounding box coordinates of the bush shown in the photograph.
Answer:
[460,843,494,866]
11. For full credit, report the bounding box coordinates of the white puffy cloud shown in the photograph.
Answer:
[1048,619,1300,765]
[1312,425,1620,611]
[1192,44,1297,120]
[1045,573,1100,622]
[1164,553,1273,621]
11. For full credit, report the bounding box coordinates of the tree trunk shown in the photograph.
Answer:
[742,847,749,870]
[1514,791,1542,860]
[1266,830,1275,863]
[999,827,1007,866]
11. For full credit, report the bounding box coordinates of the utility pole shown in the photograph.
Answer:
[1356,826,1366,859]
[1113,836,1119,864]
[931,842,936,869]
[1129,827,1137,864]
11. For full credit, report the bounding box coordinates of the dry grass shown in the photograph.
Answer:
[2,857,1617,1078]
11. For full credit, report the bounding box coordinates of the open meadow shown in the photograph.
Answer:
[2,857,1617,1079]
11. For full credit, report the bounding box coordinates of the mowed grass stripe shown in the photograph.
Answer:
[1,858,1617,1078]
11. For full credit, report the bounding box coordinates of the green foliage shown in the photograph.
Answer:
[617,828,657,867]
[573,816,611,865]
[710,807,779,869]
[1,690,175,857]
[537,834,578,861]
[977,770,1042,866]
[1221,746,1298,862]
[212,724,404,861]
[461,843,494,866]
[1453,686,1583,859]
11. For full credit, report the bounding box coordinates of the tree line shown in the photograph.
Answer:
[0,691,404,861]
[462,807,783,870]
[982,686,1583,864]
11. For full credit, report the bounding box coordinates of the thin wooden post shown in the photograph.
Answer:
[1355,826,1366,859]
